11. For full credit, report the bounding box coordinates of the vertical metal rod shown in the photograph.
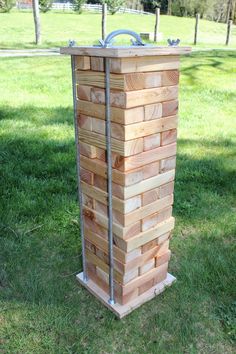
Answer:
[71,55,87,283]
[105,57,115,305]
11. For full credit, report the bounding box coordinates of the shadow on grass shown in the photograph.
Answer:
[181,50,236,85]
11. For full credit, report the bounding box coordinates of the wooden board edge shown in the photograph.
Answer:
[76,272,176,319]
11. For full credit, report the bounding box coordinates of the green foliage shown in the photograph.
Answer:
[0,0,15,12]
[102,0,125,14]
[39,0,53,13]
[73,0,86,13]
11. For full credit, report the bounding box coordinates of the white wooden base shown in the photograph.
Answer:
[76,272,176,319]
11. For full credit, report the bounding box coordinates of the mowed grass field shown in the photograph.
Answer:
[0,50,236,353]
[0,11,236,49]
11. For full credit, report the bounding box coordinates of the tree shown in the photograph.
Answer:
[73,0,86,13]
[102,0,125,14]
[32,0,41,45]
[39,0,53,12]
[0,0,15,12]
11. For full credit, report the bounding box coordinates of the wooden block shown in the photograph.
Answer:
[139,258,155,275]
[162,70,179,86]
[110,56,180,74]
[161,129,177,146]
[153,262,168,285]
[91,86,178,109]
[75,56,90,70]
[142,187,160,207]
[144,133,161,151]
[83,205,141,240]
[160,156,176,173]
[116,115,177,141]
[91,57,104,71]
[159,181,174,198]
[126,217,175,252]
[84,215,107,239]
[82,193,94,209]
[78,99,144,125]
[78,114,92,131]
[121,262,169,295]
[156,250,171,267]
[96,147,106,162]
[157,240,170,256]
[162,100,178,117]
[84,227,126,263]
[79,129,144,157]
[80,142,97,158]
[122,194,173,227]
[118,170,175,200]
[144,103,162,121]
[143,161,159,180]
[81,155,144,187]
[77,85,91,101]
[138,278,154,295]
[113,143,177,171]
[158,231,171,245]
[141,240,157,254]
[92,117,105,135]
[157,207,173,224]
[81,167,94,185]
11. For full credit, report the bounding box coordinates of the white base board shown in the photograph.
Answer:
[76,272,176,319]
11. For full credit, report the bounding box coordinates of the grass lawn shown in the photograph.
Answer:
[0,50,236,353]
[0,10,236,49]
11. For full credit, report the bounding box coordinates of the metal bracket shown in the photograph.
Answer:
[167,38,180,46]
[99,29,145,48]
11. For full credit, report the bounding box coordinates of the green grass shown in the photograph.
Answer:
[0,51,236,353]
[0,10,236,49]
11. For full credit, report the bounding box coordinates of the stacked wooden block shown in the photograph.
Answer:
[75,54,179,306]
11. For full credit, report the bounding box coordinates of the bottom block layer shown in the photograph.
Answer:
[76,272,176,319]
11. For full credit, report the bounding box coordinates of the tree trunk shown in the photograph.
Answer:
[226,0,232,23]
[32,0,41,45]
[167,0,172,15]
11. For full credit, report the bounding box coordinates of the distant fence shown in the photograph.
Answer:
[16,1,153,13]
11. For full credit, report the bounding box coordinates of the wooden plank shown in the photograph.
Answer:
[91,85,178,108]
[61,46,191,57]
[81,181,142,214]
[110,56,180,74]
[121,262,168,295]
[113,143,177,171]
[122,194,173,227]
[79,128,143,157]
[126,217,175,252]
[76,272,176,318]
[78,114,92,131]
[77,99,144,125]
[142,206,172,232]
[83,205,141,239]
[89,115,177,141]
[80,155,145,187]
[76,70,163,91]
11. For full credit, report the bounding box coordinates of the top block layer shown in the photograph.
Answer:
[60,45,191,58]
